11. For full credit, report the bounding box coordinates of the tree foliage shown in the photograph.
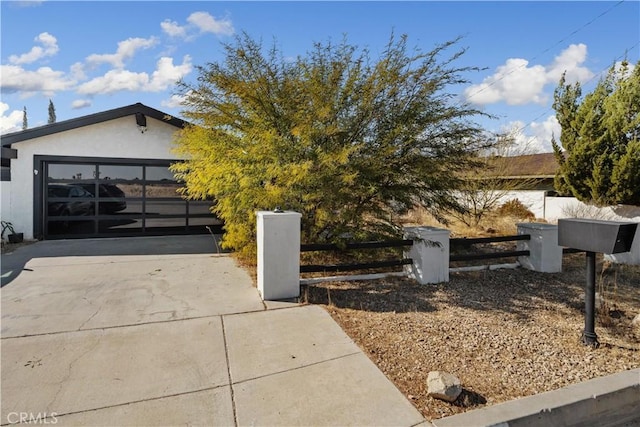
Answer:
[22,106,27,130]
[172,33,490,257]
[552,61,640,206]
[48,99,56,124]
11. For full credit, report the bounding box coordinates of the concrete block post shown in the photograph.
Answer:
[403,226,450,284]
[516,223,562,273]
[256,211,302,300]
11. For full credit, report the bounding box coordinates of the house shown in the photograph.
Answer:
[1,103,221,240]
[486,152,559,191]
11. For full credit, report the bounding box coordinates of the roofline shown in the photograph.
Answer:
[1,103,188,147]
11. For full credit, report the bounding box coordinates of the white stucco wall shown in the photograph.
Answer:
[1,181,12,223]
[496,190,546,219]
[9,116,183,239]
[475,191,640,264]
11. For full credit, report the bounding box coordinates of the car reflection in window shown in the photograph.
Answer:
[47,184,95,217]
[79,184,127,214]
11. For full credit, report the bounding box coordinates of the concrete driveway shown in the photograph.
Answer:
[1,236,425,426]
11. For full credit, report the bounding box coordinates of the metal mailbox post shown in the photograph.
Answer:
[558,219,637,346]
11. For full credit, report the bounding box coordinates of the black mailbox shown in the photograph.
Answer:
[558,218,637,347]
[558,218,637,254]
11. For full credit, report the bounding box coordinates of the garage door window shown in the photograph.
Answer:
[42,160,219,239]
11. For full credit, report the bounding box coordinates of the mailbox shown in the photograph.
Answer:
[558,218,637,254]
[557,218,637,347]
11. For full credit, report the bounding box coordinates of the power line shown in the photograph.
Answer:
[511,40,639,139]
[465,0,627,103]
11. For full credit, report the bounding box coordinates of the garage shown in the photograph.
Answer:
[1,103,221,240]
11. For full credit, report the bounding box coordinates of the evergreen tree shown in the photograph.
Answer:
[22,106,28,130]
[48,99,56,124]
[552,61,640,206]
[172,33,490,257]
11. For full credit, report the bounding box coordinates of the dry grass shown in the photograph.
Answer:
[398,205,534,237]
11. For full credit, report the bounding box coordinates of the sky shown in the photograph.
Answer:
[1,1,638,153]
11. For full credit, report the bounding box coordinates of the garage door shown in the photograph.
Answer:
[37,157,221,239]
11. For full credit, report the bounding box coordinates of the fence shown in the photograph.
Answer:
[256,211,564,301]
[449,234,530,273]
[299,239,413,285]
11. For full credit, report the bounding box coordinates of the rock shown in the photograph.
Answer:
[427,371,462,402]
[632,314,640,329]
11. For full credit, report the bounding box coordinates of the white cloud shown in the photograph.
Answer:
[161,19,187,38]
[77,69,150,95]
[86,37,157,68]
[545,43,593,84]
[465,59,548,105]
[465,44,594,106]
[71,99,92,109]
[0,64,76,96]
[147,56,192,91]
[70,62,86,81]
[0,102,24,134]
[9,32,59,65]
[161,93,187,108]
[160,12,234,41]
[187,11,234,36]
[502,115,561,154]
[77,55,192,95]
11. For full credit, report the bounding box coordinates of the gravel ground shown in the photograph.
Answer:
[303,253,640,421]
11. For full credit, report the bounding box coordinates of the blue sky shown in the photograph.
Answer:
[1,1,638,152]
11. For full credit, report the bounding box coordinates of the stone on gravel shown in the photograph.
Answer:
[427,371,462,402]
[632,314,640,328]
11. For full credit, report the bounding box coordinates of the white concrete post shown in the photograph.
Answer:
[256,211,302,300]
[517,223,562,273]
[404,226,450,284]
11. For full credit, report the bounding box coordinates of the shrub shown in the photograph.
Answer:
[496,199,535,220]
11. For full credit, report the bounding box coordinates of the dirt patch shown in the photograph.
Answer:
[302,254,640,421]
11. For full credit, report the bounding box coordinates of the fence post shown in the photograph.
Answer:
[256,210,302,300]
[516,223,562,273]
[404,226,450,284]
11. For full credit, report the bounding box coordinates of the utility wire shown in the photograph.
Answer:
[465,0,627,103]
[511,40,639,140]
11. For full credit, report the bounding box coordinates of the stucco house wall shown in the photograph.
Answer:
[1,181,11,225]
[7,115,183,239]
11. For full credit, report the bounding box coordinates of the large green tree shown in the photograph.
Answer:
[172,33,490,257]
[552,61,640,206]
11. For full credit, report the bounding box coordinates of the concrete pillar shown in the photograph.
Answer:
[256,211,301,300]
[404,226,450,284]
[517,223,562,273]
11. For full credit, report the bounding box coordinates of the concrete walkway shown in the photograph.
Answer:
[1,236,426,426]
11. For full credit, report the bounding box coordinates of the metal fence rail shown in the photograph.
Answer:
[450,234,530,263]
[300,239,414,252]
[300,239,414,274]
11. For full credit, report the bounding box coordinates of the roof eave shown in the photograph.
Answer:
[1,103,187,147]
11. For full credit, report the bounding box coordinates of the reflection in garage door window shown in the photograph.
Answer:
[48,164,96,181]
